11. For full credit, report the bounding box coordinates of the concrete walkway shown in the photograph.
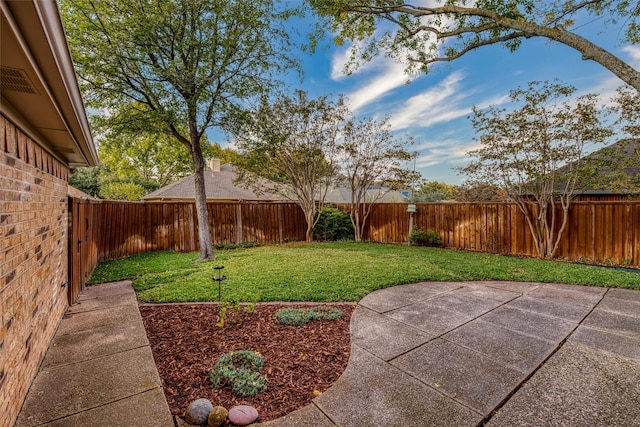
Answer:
[16,281,640,427]
[15,281,173,427]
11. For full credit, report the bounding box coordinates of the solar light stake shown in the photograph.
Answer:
[212,266,227,302]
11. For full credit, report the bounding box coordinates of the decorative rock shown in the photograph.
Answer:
[184,398,214,425]
[228,405,259,426]
[208,406,228,427]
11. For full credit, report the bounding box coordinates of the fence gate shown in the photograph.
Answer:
[67,197,98,305]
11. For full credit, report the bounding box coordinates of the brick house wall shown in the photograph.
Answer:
[0,115,70,427]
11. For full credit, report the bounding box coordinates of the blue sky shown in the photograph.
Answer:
[218,6,640,185]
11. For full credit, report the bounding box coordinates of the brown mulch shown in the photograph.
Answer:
[139,303,354,424]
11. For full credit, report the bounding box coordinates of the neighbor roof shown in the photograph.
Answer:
[142,163,282,202]
[324,185,408,204]
[575,138,639,194]
[68,184,95,199]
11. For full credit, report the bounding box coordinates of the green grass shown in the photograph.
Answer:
[89,242,640,303]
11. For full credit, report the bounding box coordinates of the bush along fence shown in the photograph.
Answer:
[68,198,639,303]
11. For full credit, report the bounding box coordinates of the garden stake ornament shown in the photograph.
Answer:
[212,266,227,301]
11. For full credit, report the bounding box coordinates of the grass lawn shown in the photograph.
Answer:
[89,242,640,303]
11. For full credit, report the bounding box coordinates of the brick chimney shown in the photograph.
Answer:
[209,158,221,172]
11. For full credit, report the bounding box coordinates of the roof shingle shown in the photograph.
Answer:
[142,164,282,201]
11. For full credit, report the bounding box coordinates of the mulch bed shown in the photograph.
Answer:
[139,303,354,423]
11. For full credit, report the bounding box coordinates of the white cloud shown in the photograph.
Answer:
[330,40,393,81]
[345,61,410,112]
[622,45,640,67]
[412,137,480,170]
[387,72,509,131]
[330,44,359,80]
[329,37,415,112]
[388,72,465,130]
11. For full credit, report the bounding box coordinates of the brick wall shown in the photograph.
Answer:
[0,115,69,427]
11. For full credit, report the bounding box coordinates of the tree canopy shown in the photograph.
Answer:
[310,0,640,91]
[234,90,348,242]
[61,0,299,259]
[459,80,612,258]
[414,180,456,202]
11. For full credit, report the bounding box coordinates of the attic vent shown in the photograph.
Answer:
[0,67,38,94]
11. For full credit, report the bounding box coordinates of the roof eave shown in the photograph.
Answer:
[1,0,98,167]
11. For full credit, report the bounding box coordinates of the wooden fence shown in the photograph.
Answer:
[67,198,307,302]
[360,202,639,265]
[67,198,639,303]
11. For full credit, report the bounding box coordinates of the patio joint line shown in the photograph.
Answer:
[29,387,160,427]
[40,344,151,371]
[476,287,610,427]
[310,401,340,426]
[357,344,485,418]
[385,291,523,363]
[373,285,466,314]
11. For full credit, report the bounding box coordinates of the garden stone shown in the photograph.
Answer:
[228,405,259,425]
[184,398,213,425]
[208,406,228,427]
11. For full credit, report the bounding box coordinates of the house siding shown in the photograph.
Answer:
[0,115,69,427]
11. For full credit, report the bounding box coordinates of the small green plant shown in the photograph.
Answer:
[216,298,257,327]
[216,305,227,327]
[275,305,343,326]
[243,302,256,313]
[408,227,442,247]
[209,351,267,397]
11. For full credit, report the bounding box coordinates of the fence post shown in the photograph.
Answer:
[236,203,243,244]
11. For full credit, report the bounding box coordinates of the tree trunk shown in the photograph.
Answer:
[189,130,215,260]
[516,199,545,258]
[351,206,362,242]
[548,197,571,259]
[305,210,314,242]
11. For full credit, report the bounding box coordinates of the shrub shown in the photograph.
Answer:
[408,227,442,247]
[275,305,343,326]
[314,206,354,241]
[209,351,267,397]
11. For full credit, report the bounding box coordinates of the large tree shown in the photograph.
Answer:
[414,180,456,202]
[234,91,348,242]
[61,0,298,259]
[459,80,612,259]
[339,116,416,241]
[310,0,640,91]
